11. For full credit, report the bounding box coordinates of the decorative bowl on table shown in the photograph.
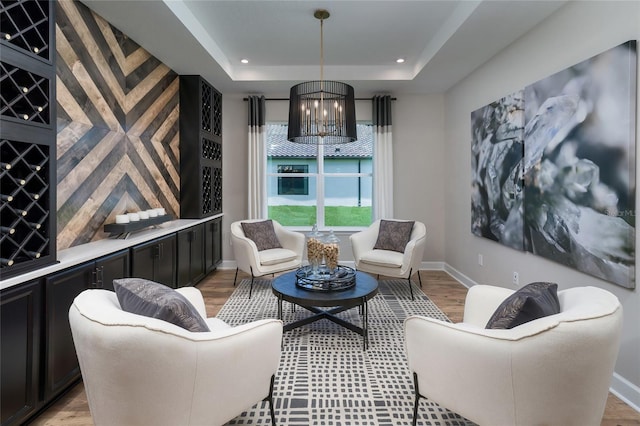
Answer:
[295,265,356,292]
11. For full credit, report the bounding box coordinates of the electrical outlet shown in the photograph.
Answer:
[512,271,519,286]
[478,254,483,266]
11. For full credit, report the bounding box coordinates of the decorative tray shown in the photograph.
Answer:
[295,265,356,292]
[104,215,173,238]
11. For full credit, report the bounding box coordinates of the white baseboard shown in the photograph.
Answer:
[215,259,639,411]
[441,263,478,289]
[611,372,640,413]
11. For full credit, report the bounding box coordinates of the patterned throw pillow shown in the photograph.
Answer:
[373,220,415,253]
[113,278,210,332]
[241,219,282,251]
[485,281,561,329]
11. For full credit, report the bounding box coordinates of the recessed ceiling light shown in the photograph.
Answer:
[241,58,249,64]
[396,58,405,64]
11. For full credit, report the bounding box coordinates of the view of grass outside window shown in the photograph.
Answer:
[266,123,373,228]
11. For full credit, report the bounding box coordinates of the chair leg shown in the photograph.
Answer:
[407,268,415,300]
[233,267,239,286]
[263,374,277,425]
[417,270,423,288]
[412,372,421,426]
[249,267,255,299]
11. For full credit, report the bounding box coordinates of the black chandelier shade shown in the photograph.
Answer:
[287,80,357,145]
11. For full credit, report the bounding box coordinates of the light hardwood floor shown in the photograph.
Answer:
[31,269,639,425]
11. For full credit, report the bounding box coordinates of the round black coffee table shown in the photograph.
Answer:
[272,270,378,350]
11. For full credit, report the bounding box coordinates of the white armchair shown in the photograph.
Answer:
[69,287,283,426]
[231,219,305,297]
[404,285,623,426]
[350,220,426,299]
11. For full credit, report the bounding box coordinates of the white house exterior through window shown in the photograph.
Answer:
[266,123,373,228]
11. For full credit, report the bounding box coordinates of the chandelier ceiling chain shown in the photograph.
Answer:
[287,9,357,145]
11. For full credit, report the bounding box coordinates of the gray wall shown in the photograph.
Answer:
[444,0,640,408]
[221,95,446,264]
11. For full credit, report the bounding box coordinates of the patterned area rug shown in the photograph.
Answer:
[219,278,475,426]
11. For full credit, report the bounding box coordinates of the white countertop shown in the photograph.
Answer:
[0,214,223,291]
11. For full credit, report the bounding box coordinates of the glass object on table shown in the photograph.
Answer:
[324,230,340,275]
[306,224,324,277]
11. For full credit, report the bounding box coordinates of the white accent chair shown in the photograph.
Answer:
[350,220,426,299]
[404,285,623,426]
[231,219,305,297]
[69,287,283,426]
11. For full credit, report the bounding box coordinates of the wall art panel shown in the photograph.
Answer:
[523,40,636,289]
[471,91,525,251]
[56,0,180,249]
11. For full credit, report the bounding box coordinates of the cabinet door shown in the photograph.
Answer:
[177,229,192,287]
[156,234,177,288]
[191,224,205,285]
[1,280,42,426]
[131,240,158,282]
[44,263,93,401]
[205,218,222,274]
[132,235,176,288]
[96,250,130,291]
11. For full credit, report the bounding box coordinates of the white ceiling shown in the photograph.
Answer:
[82,0,567,96]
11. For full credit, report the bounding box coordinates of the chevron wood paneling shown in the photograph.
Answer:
[55,0,179,249]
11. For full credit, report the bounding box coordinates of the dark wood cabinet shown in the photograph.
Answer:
[204,217,222,274]
[1,279,42,426]
[179,75,222,219]
[43,263,92,401]
[131,234,177,288]
[177,224,205,287]
[0,222,219,424]
[0,0,57,280]
[95,250,130,291]
[41,250,129,403]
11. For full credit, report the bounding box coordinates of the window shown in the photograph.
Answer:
[266,123,373,229]
[277,165,308,195]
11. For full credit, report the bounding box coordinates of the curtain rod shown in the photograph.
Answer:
[243,97,397,101]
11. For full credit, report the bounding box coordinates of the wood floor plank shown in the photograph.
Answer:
[30,269,639,425]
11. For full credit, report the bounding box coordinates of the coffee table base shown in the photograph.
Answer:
[277,298,370,350]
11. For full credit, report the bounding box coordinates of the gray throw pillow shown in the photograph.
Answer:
[113,278,210,332]
[373,220,415,253]
[241,219,282,251]
[486,281,560,329]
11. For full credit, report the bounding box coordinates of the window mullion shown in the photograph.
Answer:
[316,144,325,228]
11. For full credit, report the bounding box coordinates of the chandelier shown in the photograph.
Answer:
[287,9,357,145]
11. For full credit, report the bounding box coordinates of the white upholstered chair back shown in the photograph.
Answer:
[405,285,623,426]
[69,288,282,426]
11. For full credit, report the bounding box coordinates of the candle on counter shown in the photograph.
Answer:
[155,208,166,216]
[127,213,140,222]
[147,209,158,218]
[115,214,129,224]
[139,211,150,220]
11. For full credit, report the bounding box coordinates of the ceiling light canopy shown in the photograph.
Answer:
[287,9,356,145]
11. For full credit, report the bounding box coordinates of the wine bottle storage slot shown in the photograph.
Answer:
[213,167,222,213]
[0,61,50,124]
[202,137,221,161]
[212,90,222,137]
[202,166,212,215]
[0,138,50,270]
[200,81,212,133]
[0,0,50,61]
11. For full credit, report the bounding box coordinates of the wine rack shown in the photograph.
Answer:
[180,75,222,219]
[1,139,50,268]
[0,0,55,279]
[0,0,52,63]
[1,61,50,125]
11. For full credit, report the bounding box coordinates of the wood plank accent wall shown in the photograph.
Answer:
[55,0,179,250]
